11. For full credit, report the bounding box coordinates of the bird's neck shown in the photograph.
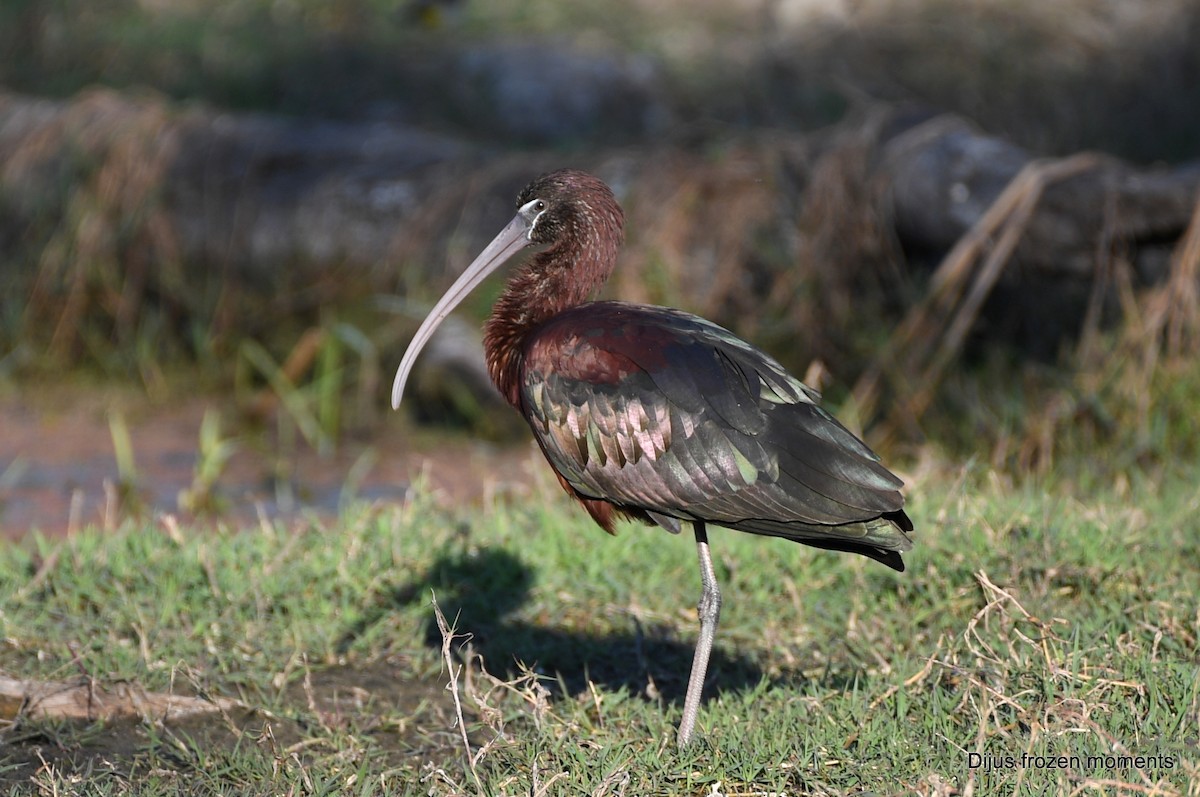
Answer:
[484,221,621,407]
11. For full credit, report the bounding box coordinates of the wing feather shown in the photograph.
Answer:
[521,301,913,562]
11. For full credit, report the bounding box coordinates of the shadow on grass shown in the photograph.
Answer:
[339,546,778,706]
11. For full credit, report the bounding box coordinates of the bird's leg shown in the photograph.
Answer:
[677,521,721,748]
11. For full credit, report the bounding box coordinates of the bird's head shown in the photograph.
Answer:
[515,169,621,248]
[391,169,622,410]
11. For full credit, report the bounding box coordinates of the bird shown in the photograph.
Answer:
[391,169,914,748]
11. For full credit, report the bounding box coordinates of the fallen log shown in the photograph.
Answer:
[853,110,1200,436]
[870,109,1200,355]
[0,673,242,724]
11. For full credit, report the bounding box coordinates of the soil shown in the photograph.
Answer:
[0,660,468,789]
[0,385,539,541]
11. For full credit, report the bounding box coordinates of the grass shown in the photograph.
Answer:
[2,5,1197,792]
[2,463,1197,795]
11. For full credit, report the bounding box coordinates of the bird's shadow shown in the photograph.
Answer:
[338,545,772,705]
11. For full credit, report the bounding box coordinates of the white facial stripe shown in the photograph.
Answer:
[518,198,548,238]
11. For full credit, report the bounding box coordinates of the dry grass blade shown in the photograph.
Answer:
[853,153,1100,434]
[617,149,783,325]
[245,327,328,423]
[9,89,184,363]
[1021,191,1200,470]
[1142,195,1200,360]
[431,593,483,795]
[765,110,905,367]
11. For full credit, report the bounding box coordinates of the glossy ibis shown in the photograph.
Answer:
[391,170,914,748]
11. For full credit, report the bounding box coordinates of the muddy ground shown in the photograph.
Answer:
[0,386,537,541]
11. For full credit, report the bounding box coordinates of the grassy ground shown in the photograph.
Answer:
[2,461,1197,795]
[2,3,1198,794]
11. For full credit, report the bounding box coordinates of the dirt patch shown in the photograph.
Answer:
[0,661,466,791]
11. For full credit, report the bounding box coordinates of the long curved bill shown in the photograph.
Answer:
[391,212,536,409]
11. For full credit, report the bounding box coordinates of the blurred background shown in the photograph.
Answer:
[1,0,1198,538]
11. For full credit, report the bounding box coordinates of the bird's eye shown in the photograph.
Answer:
[518,196,549,228]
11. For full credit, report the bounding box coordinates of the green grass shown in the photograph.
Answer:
[2,465,1197,795]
